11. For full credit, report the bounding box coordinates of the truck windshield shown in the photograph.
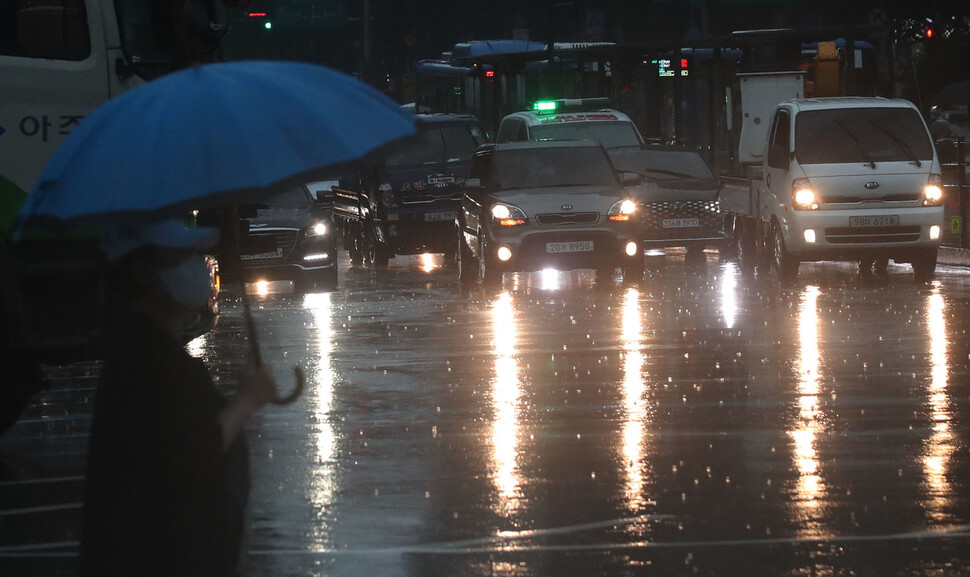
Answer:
[795,108,934,165]
[492,147,617,189]
[531,121,643,149]
[385,123,486,167]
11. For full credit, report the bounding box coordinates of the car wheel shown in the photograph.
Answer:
[772,224,799,282]
[296,269,337,293]
[685,247,707,267]
[457,233,477,287]
[478,237,501,287]
[622,256,644,283]
[348,222,364,266]
[913,248,937,283]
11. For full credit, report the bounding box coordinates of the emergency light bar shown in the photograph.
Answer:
[532,97,612,114]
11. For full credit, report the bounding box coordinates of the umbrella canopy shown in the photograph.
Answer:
[17,60,415,230]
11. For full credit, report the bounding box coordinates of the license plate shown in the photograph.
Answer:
[241,248,283,261]
[547,241,594,253]
[427,176,455,185]
[662,218,700,228]
[849,215,899,227]
[424,211,456,222]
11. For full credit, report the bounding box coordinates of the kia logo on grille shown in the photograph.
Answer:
[561,204,573,210]
[864,181,880,190]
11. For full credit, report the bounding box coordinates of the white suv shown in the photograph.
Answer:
[495,98,644,151]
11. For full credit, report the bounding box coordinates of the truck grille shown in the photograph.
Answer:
[822,193,921,204]
[536,212,599,225]
[824,225,921,244]
[401,193,461,204]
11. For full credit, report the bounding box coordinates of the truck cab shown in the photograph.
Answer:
[763,97,944,281]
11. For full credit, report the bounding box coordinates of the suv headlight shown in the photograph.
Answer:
[923,174,944,206]
[379,183,398,207]
[792,178,818,210]
[608,199,637,221]
[491,203,527,226]
[306,221,329,237]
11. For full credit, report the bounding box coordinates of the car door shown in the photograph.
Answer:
[763,108,792,222]
[460,149,492,257]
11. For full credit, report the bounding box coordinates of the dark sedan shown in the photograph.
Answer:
[239,184,337,292]
[611,147,726,265]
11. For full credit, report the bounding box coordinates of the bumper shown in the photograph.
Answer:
[780,207,943,262]
[381,205,458,254]
[486,225,640,272]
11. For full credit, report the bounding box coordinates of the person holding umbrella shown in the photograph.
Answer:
[79,219,279,577]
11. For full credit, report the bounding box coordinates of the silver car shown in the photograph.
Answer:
[457,140,642,286]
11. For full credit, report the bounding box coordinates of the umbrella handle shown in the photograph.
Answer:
[272,365,305,405]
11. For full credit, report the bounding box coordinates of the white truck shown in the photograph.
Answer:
[0,0,232,433]
[720,71,944,282]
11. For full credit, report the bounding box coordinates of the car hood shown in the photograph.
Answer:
[248,205,324,229]
[798,162,933,201]
[636,178,721,202]
[488,185,625,214]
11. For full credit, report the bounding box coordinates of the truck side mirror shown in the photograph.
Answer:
[767,144,791,169]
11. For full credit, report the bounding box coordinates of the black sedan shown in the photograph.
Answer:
[239,184,337,292]
[611,147,726,265]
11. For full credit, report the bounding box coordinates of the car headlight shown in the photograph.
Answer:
[923,174,944,206]
[792,178,818,210]
[491,203,527,226]
[608,199,637,222]
[306,221,329,237]
[379,183,398,207]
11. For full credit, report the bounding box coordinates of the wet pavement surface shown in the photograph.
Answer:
[3,250,970,576]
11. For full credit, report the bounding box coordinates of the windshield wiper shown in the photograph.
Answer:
[639,168,695,179]
[867,120,922,167]
[834,120,877,169]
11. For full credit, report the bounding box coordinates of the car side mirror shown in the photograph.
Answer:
[767,144,791,170]
[619,172,641,185]
[463,178,484,201]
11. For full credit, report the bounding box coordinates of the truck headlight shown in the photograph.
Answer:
[792,178,818,210]
[923,174,944,206]
[608,199,637,221]
[379,183,398,207]
[491,203,527,226]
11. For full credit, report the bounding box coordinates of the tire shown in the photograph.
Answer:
[685,247,707,267]
[772,224,799,282]
[457,233,478,287]
[736,219,757,275]
[372,244,392,269]
[296,269,337,293]
[478,238,501,287]
[621,253,644,282]
[913,248,937,283]
[348,222,364,266]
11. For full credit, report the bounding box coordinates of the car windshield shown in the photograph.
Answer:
[492,147,618,189]
[530,121,643,149]
[795,107,934,165]
[264,185,312,206]
[385,122,486,167]
[628,150,716,180]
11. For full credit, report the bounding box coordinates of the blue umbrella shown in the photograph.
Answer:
[15,60,416,404]
[17,60,415,228]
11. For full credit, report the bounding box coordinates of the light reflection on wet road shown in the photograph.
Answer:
[3,251,970,576]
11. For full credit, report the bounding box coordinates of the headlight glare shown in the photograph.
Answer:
[792,178,818,210]
[609,199,638,221]
[491,203,527,226]
[923,175,944,206]
[307,222,328,236]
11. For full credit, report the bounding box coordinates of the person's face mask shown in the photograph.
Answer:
[155,255,212,309]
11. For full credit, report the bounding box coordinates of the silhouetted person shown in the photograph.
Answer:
[80,219,278,577]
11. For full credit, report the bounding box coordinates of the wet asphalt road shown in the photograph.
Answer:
[2,250,970,576]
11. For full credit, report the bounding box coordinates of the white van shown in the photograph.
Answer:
[762,97,944,281]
